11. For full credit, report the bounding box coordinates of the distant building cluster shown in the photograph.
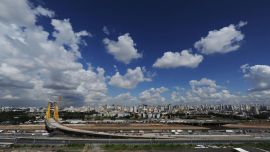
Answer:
[0,107,44,113]
[0,104,269,125]
[61,104,270,120]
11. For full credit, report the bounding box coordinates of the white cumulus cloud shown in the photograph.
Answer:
[0,0,107,106]
[153,50,203,68]
[111,92,138,105]
[102,26,110,35]
[171,78,236,104]
[189,78,217,88]
[51,19,91,58]
[34,6,55,18]
[103,33,142,64]
[109,67,151,89]
[139,87,168,104]
[241,64,270,91]
[194,21,247,55]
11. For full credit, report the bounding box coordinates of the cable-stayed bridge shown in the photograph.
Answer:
[45,102,171,138]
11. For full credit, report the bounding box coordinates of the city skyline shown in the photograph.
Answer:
[1,0,270,106]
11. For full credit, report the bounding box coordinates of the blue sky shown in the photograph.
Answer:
[0,0,270,106]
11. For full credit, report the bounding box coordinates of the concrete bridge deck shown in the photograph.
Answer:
[46,118,173,139]
[46,102,168,138]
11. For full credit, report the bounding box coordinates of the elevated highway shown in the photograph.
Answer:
[46,118,172,138]
[44,102,270,141]
[45,102,172,139]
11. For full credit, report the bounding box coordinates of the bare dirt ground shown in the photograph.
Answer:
[224,123,270,129]
[0,123,208,131]
[67,123,208,131]
[1,121,270,131]
[0,124,45,130]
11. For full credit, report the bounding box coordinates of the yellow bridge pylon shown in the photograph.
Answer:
[54,102,59,121]
[45,102,51,120]
[45,101,60,122]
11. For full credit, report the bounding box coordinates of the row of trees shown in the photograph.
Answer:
[0,111,36,125]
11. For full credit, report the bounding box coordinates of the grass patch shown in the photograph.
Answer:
[203,142,270,150]
[221,142,270,150]
[65,143,85,148]
[253,142,270,149]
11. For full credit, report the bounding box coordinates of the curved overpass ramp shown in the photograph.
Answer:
[46,118,172,139]
[45,101,172,139]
